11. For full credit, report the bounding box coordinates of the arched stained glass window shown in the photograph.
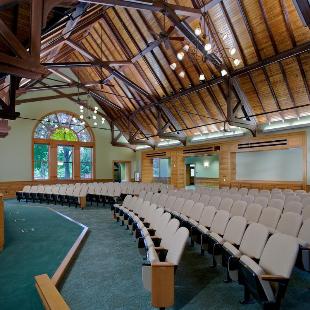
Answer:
[33,111,95,180]
[34,112,92,142]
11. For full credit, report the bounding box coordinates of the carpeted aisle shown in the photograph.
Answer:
[0,201,83,310]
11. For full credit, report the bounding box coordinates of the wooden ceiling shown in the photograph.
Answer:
[0,0,310,146]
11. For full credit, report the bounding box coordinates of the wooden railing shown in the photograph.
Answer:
[0,193,4,251]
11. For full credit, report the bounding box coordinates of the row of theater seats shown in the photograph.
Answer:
[16,182,171,208]
[115,190,309,309]
[112,196,189,309]
[166,188,310,221]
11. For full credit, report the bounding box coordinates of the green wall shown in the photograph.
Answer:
[185,156,219,178]
[0,96,135,181]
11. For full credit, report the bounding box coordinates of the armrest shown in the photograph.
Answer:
[139,217,145,221]
[154,247,168,262]
[143,222,150,228]
[300,245,310,251]
[151,236,161,247]
[261,274,289,282]
[148,228,156,236]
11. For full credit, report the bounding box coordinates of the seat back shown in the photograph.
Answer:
[210,210,230,235]
[239,223,269,259]
[241,195,255,204]
[238,188,248,196]
[165,227,189,265]
[182,191,193,200]
[157,194,168,207]
[218,198,233,212]
[284,201,303,214]
[181,200,195,217]
[199,206,217,228]
[171,197,185,213]
[230,200,247,217]
[229,194,242,202]
[302,206,310,221]
[190,202,205,222]
[244,203,263,223]
[223,216,247,246]
[191,193,201,202]
[150,193,160,204]
[127,196,138,211]
[208,196,221,209]
[298,218,310,244]
[161,218,180,249]
[248,189,259,196]
[122,195,132,208]
[199,194,210,205]
[268,198,284,211]
[156,212,172,238]
[139,191,146,200]
[276,212,303,237]
[258,207,281,232]
[259,233,299,278]
[164,196,177,211]
[254,196,269,208]
[302,197,310,209]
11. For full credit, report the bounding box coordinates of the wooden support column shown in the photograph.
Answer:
[170,150,185,189]
[74,146,81,180]
[0,193,4,251]
[49,144,57,180]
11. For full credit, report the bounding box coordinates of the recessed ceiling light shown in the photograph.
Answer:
[194,27,201,36]
[230,47,236,55]
[221,69,228,76]
[204,43,212,52]
[170,63,177,70]
[177,52,184,60]
[199,73,205,81]
[183,44,189,52]
[233,58,240,66]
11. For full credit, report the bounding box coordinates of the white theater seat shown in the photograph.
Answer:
[238,233,298,307]
[254,196,269,208]
[268,198,284,212]
[208,195,221,209]
[297,219,310,271]
[284,201,303,214]
[258,207,281,233]
[276,212,303,237]
[218,198,233,213]
[230,200,247,217]
[302,206,310,221]
[244,203,263,223]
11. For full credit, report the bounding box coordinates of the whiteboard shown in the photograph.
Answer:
[236,148,303,181]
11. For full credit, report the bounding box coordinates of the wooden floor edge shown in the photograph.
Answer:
[33,208,89,309]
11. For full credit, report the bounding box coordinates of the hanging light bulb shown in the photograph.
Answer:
[204,43,212,52]
[102,117,105,124]
[179,71,185,78]
[233,58,241,66]
[80,115,84,119]
[94,106,98,110]
[81,121,85,126]
[94,110,98,114]
[194,27,201,36]
[222,33,228,40]
[221,69,228,76]
[80,105,83,110]
[229,47,236,55]
[183,44,189,52]
[72,117,77,123]
[177,52,184,61]
[170,63,177,70]
[92,115,97,120]
[94,122,97,126]
[199,73,205,81]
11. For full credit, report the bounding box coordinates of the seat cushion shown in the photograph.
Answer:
[197,224,209,234]
[222,241,241,257]
[209,232,223,244]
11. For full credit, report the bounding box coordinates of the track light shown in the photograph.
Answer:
[170,63,177,70]
[183,44,189,52]
[221,69,228,76]
[204,43,212,52]
[177,52,184,61]
[194,27,201,36]
[229,47,236,55]
[199,73,205,81]
[179,71,185,78]
[233,58,240,66]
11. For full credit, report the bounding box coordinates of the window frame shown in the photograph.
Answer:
[32,110,96,181]
[33,143,50,180]
[80,146,93,180]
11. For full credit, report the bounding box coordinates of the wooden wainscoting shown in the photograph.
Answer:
[194,178,219,188]
[0,179,113,198]
[229,180,305,190]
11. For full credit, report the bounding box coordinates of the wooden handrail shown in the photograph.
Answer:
[0,193,4,251]
[35,274,70,310]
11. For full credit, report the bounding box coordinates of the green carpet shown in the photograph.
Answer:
[0,201,83,310]
[2,200,310,309]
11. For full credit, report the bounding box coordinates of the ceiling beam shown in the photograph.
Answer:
[42,60,132,68]
[79,0,201,17]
